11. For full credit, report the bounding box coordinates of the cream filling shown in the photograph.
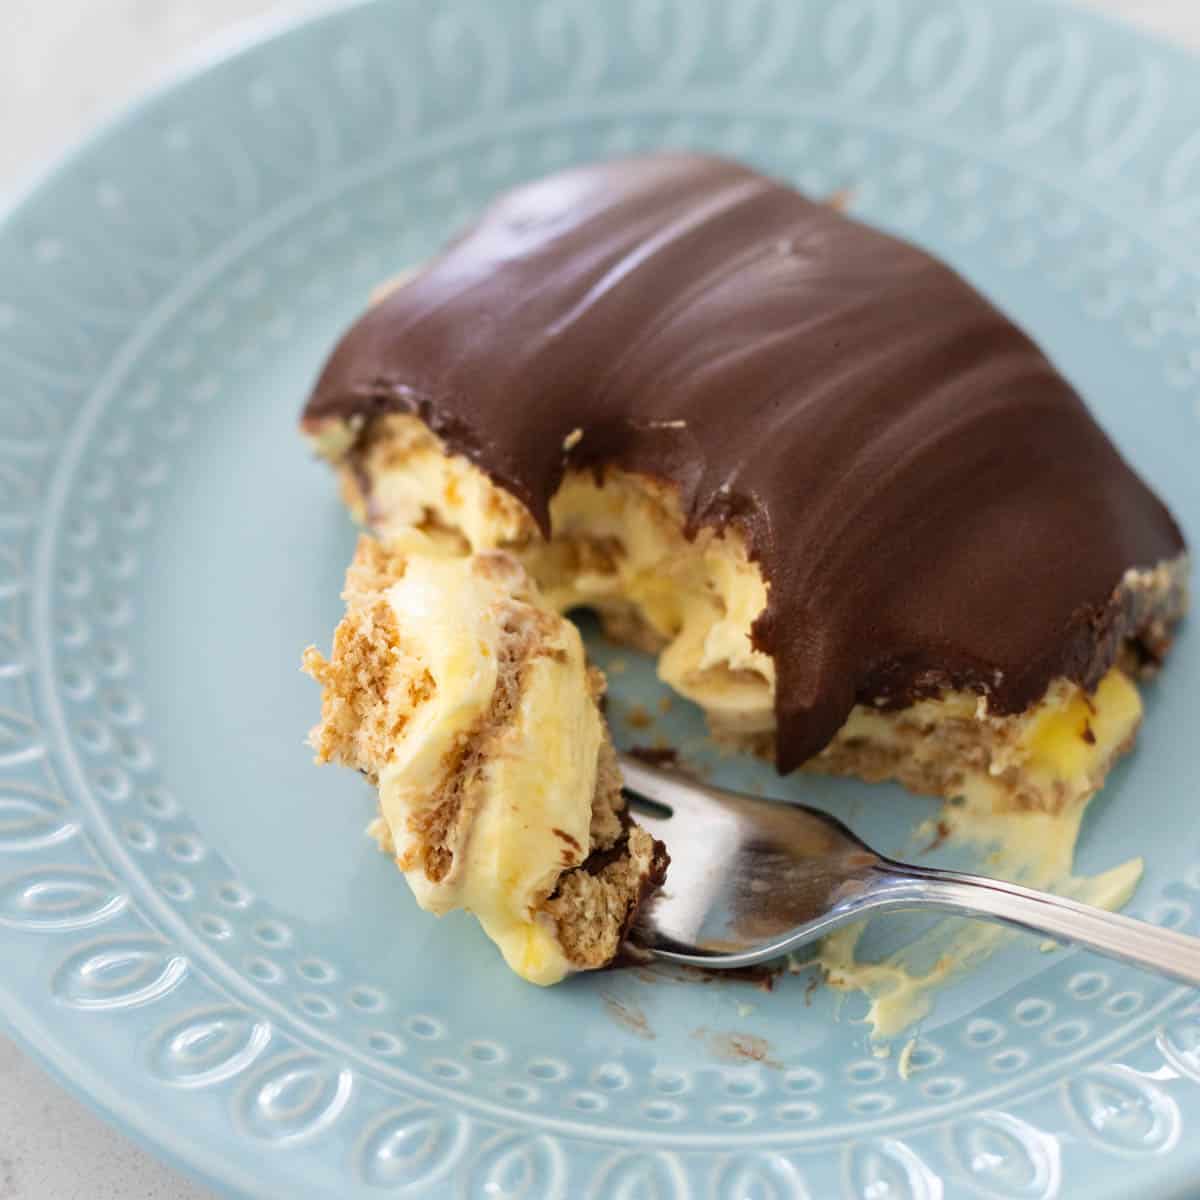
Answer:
[362,429,532,552]
[321,414,777,733]
[373,547,599,986]
[532,470,776,734]
[824,667,1142,807]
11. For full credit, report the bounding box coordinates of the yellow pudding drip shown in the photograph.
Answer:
[818,667,1144,1039]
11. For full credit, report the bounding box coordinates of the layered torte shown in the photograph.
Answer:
[303,153,1187,984]
[303,534,667,984]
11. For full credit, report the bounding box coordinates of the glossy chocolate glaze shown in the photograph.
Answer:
[305,154,1186,771]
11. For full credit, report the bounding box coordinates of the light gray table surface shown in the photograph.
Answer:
[2,1,1198,1196]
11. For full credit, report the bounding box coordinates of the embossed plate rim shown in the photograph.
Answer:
[2,0,1200,1197]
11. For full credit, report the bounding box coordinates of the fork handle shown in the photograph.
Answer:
[874,866,1200,988]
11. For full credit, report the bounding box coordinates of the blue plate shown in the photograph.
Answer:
[1,1,1198,1195]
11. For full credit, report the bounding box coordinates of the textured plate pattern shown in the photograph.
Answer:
[0,0,1198,1196]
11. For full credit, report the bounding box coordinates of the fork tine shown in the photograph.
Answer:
[617,753,718,821]
[620,793,674,842]
[617,755,676,804]
[622,789,670,817]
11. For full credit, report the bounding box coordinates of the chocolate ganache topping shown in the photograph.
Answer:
[306,153,1186,771]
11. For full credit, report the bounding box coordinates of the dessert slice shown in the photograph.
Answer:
[303,153,1186,821]
[303,534,667,985]
[302,152,1187,992]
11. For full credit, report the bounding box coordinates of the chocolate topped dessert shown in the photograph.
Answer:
[307,153,1185,767]
[302,152,1187,984]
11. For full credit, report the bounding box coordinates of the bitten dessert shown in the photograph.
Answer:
[303,534,667,984]
[303,153,1187,984]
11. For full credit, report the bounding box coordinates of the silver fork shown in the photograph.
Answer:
[619,754,1200,986]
